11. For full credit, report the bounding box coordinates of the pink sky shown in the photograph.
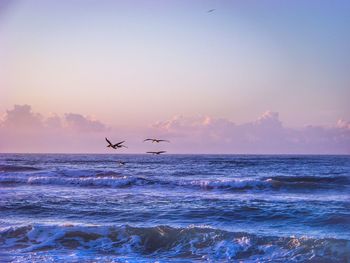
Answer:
[0,104,349,154]
[1,1,349,153]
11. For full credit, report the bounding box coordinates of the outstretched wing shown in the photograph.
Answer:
[105,137,112,145]
[115,141,125,146]
[158,140,170,143]
[157,151,166,154]
[146,151,155,154]
[143,139,153,142]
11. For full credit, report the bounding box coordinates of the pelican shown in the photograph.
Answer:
[143,138,170,143]
[115,143,127,149]
[146,151,166,155]
[105,138,127,149]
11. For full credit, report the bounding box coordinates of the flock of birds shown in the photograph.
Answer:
[105,137,169,165]
[102,8,216,164]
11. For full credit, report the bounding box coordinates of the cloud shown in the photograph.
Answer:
[0,105,349,154]
[45,114,63,129]
[0,105,109,153]
[0,105,108,133]
[152,111,350,154]
[64,113,107,132]
[337,119,350,130]
[1,104,43,130]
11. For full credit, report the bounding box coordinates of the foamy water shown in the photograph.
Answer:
[0,154,349,262]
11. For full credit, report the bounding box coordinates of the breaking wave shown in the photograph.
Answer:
[0,165,40,172]
[1,172,349,192]
[0,175,148,188]
[0,224,348,262]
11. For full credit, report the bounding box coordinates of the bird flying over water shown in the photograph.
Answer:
[143,138,170,143]
[118,161,126,166]
[207,9,215,13]
[146,151,166,155]
[105,138,127,149]
[115,143,127,149]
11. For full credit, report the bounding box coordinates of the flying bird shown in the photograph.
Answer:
[115,143,128,149]
[105,138,127,149]
[143,138,170,143]
[118,161,126,166]
[207,9,216,13]
[146,151,166,155]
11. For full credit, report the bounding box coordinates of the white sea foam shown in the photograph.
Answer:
[185,178,269,190]
[0,224,348,262]
[0,175,139,188]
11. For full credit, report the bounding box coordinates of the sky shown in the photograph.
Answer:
[0,0,349,153]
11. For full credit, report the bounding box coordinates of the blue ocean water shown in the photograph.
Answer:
[0,154,349,262]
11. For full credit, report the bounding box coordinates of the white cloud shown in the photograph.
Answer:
[2,104,43,130]
[0,105,109,153]
[64,113,107,132]
[151,112,350,154]
[0,105,349,154]
[337,119,350,130]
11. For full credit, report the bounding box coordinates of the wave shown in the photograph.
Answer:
[179,178,269,190]
[0,175,147,188]
[176,175,350,191]
[264,175,350,190]
[0,224,348,262]
[1,173,349,192]
[266,175,350,184]
[0,165,40,172]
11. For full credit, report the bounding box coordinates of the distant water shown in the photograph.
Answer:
[0,154,349,262]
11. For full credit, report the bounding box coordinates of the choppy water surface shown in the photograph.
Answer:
[0,154,349,262]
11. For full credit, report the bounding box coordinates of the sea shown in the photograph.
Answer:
[0,154,349,262]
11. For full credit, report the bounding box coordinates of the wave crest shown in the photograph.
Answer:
[1,172,348,192]
[0,224,348,262]
[0,165,40,172]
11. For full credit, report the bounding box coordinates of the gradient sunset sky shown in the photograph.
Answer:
[0,0,349,153]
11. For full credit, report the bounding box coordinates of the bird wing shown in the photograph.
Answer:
[157,151,166,154]
[105,137,112,145]
[115,141,125,146]
[158,140,170,143]
[146,151,155,154]
[143,139,153,142]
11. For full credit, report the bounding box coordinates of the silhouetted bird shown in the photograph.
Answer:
[146,151,166,155]
[105,138,127,149]
[143,138,170,143]
[118,161,126,166]
[115,143,127,149]
[207,9,216,13]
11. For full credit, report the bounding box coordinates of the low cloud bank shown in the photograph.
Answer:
[0,105,349,154]
[152,111,350,154]
[0,105,109,153]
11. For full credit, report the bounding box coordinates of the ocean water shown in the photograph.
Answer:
[0,154,349,262]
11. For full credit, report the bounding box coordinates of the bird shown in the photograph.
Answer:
[118,161,126,166]
[146,151,166,155]
[105,138,127,149]
[207,9,216,13]
[143,138,170,143]
[115,143,128,149]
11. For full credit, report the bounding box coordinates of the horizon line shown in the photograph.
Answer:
[0,152,349,156]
